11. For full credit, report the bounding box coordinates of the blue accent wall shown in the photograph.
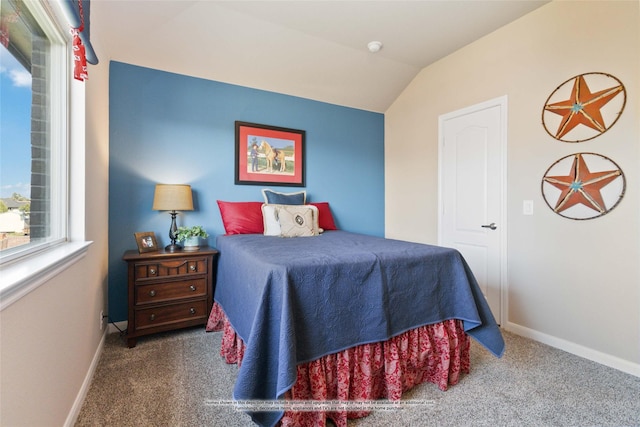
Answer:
[108,61,384,322]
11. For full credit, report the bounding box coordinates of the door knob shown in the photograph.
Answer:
[481,223,497,230]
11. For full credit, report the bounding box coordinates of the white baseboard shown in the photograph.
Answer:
[504,322,640,378]
[63,329,107,427]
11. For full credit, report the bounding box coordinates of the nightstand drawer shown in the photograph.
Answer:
[135,300,208,330]
[135,278,206,305]
[134,257,208,280]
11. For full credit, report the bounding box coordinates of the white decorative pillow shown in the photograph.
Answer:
[275,205,319,237]
[261,204,281,236]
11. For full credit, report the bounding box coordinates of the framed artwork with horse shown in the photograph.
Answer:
[235,121,306,187]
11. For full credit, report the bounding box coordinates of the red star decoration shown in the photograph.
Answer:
[544,75,624,140]
[544,153,621,213]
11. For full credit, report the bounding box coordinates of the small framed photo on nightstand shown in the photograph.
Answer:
[134,231,158,253]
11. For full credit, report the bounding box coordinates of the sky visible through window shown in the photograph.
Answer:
[0,46,32,199]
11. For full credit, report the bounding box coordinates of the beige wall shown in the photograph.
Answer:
[0,50,111,426]
[1,2,637,424]
[386,1,639,371]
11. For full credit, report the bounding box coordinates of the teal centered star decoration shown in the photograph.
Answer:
[543,153,622,214]
[544,73,625,141]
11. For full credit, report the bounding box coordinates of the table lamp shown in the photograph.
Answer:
[152,184,194,252]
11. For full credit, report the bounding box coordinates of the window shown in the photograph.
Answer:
[0,0,68,263]
[0,0,90,310]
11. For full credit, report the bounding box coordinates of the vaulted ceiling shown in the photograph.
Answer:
[92,1,549,112]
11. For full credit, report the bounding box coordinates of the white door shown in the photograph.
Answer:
[438,97,506,324]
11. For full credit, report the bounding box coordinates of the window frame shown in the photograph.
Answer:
[0,0,91,310]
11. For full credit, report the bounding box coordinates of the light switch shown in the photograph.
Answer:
[523,200,534,215]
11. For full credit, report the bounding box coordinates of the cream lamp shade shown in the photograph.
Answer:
[152,184,194,252]
[152,184,194,211]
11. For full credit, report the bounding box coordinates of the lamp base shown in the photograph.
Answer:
[164,243,183,252]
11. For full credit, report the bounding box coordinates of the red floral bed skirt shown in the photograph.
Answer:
[206,303,470,427]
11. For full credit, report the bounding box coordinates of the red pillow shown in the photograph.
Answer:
[217,201,264,235]
[308,202,338,230]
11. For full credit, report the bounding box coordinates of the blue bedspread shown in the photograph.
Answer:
[214,231,504,426]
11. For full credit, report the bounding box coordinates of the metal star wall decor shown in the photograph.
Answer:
[542,72,626,143]
[541,153,625,220]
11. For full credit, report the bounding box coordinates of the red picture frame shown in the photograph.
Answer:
[235,121,305,187]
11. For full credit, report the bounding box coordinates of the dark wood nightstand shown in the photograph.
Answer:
[122,247,218,348]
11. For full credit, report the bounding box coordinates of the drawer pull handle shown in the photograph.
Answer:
[189,285,196,291]
[149,268,157,276]
[149,290,156,297]
[189,265,197,272]
[150,314,156,321]
[189,308,196,315]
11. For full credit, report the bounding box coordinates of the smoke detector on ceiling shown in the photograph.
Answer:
[367,41,383,53]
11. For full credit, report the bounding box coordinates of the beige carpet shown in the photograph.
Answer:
[75,327,640,426]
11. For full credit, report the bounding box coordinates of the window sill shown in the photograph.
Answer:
[0,241,93,311]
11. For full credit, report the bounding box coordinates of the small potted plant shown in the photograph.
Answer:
[176,225,209,251]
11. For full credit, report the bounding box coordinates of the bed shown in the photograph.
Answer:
[206,202,504,427]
